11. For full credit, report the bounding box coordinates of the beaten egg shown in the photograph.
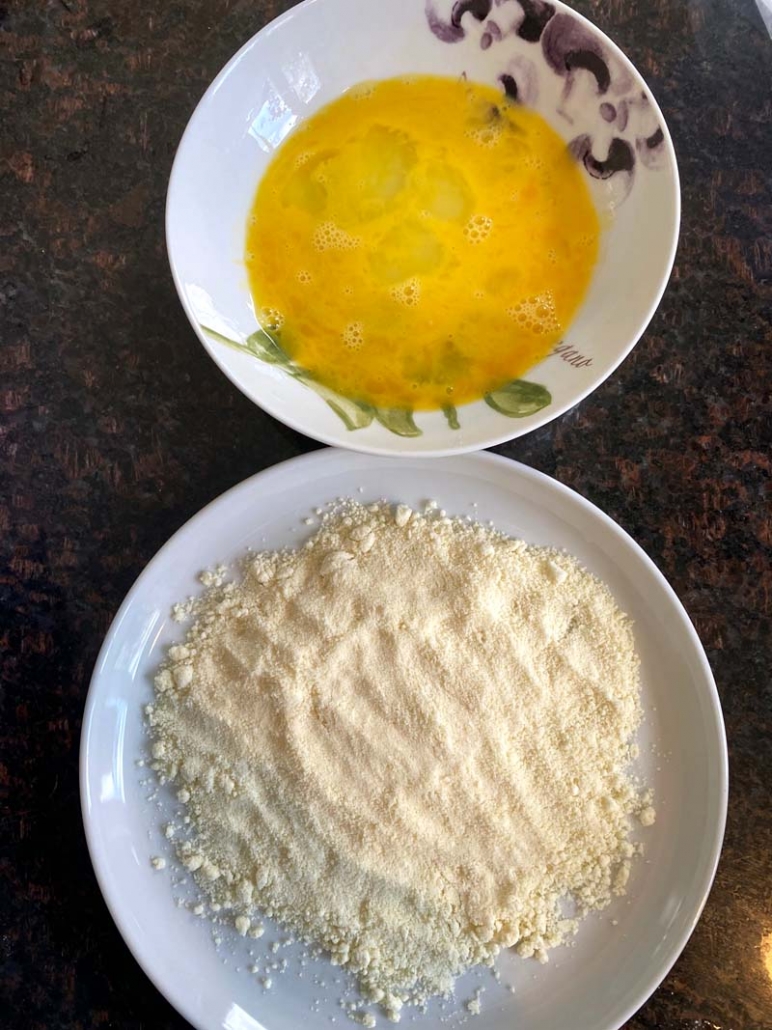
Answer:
[246,75,599,411]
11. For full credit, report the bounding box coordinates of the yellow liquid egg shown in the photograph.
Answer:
[246,75,600,411]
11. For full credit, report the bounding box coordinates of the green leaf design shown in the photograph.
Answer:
[202,324,291,366]
[202,323,378,432]
[484,379,552,418]
[201,325,555,435]
[295,375,375,431]
[442,404,460,430]
[244,328,291,366]
[374,408,422,437]
[324,396,375,431]
[200,324,254,356]
[202,325,552,434]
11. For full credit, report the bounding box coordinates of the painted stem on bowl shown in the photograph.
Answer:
[201,325,552,436]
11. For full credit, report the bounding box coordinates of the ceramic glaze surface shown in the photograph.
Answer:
[166,0,679,454]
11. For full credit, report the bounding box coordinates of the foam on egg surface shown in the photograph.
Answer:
[246,75,600,411]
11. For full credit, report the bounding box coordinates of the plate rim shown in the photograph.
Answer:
[164,0,682,457]
[80,449,727,1030]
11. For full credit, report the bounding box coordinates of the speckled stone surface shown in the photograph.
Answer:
[1,0,771,1027]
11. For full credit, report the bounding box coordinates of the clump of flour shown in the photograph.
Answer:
[146,501,653,1022]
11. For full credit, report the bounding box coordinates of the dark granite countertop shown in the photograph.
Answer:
[1,0,771,1027]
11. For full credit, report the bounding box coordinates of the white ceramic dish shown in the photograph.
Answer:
[166,0,680,456]
[82,449,726,1030]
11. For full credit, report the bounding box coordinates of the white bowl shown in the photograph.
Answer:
[82,451,726,1030]
[166,0,680,455]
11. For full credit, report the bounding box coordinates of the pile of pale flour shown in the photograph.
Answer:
[146,500,653,1023]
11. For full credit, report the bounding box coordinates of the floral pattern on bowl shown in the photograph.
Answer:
[202,324,552,437]
[426,0,668,207]
[166,0,679,456]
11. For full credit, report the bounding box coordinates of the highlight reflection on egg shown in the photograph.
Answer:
[246,75,599,411]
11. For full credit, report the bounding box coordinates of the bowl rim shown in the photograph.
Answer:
[80,448,728,1030]
[165,0,681,457]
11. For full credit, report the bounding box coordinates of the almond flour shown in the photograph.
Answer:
[146,501,653,1022]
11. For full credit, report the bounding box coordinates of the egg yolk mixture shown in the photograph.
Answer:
[246,75,599,411]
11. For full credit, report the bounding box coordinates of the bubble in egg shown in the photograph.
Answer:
[246,75,600,411]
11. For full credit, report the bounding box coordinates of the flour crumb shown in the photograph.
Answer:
[150,856,166,871]
[546,559,568,585]
[146,499,650,1017]
[466,986,484,1015]
[639,806,656,826]
[351,1013,376,1028]
[394,504,413,527]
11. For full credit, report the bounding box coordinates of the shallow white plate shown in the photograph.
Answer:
[81,450,726,1030]
[166,0,680,456]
